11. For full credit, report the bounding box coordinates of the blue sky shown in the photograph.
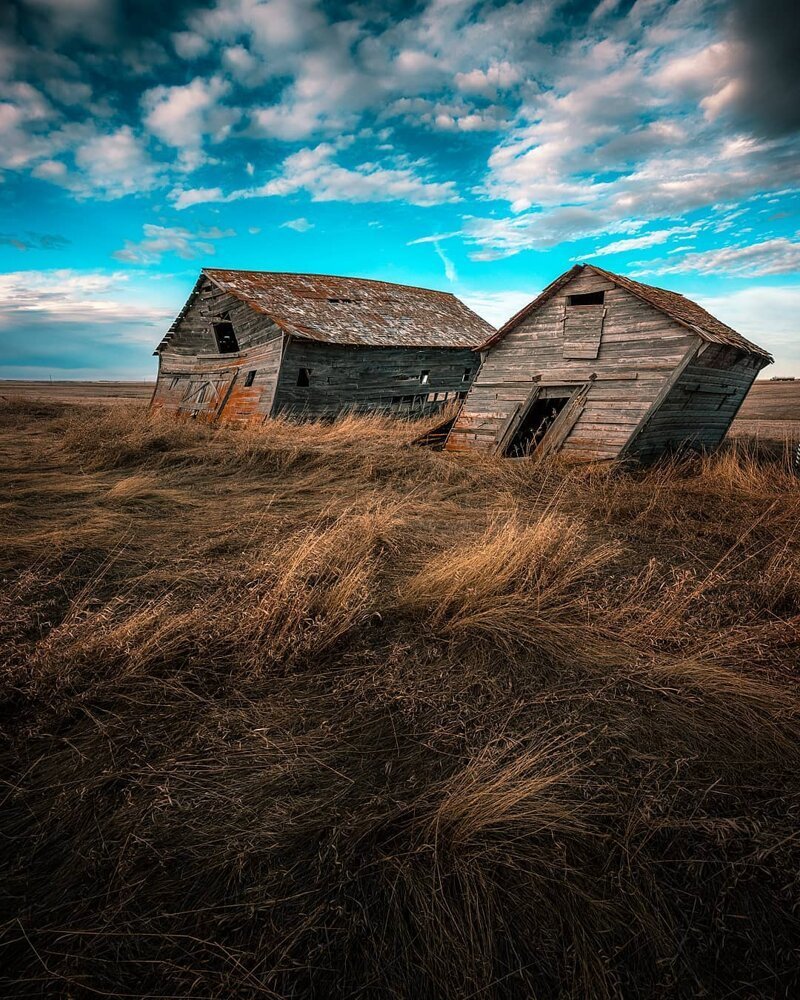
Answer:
[1,0,798,379]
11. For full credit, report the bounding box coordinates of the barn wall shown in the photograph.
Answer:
[152,277,285,422]
[447,269,698,461]
[625,345,763,460]
[272,340,480,418]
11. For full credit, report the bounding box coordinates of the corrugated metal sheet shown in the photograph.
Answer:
[193,269,494,349]
[483,264,773,362]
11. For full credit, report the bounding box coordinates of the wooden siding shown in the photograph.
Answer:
[626,345,762,460]
[447,269,698,461]
[151,276,285,423]
[272,340,480,419]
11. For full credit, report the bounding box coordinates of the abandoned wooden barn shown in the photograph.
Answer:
[151,269,493,422]
[446,263,772,462]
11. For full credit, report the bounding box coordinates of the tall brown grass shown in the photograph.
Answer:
[1,399,798,999]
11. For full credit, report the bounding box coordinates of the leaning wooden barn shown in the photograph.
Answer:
[151,269,493,422]
[446,263,772,462]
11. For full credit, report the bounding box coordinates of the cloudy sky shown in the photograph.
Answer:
[1,0,798,378]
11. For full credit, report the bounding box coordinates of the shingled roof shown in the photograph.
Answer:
[483,263,773,362]
[191,269,494,349]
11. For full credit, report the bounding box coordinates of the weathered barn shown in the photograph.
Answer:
[446,264,772,462]
[151,269,493,422]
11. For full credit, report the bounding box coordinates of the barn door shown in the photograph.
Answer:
[495,385,540,455]
[535,382,591,458]
[178,372,236,419]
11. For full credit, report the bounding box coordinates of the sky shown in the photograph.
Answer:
[1,0,798,379]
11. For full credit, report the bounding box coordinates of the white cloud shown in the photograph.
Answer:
[0,269,171,344]
[142,75,238,157]
[172,31,212,60]
[455,62,520,98]
[632,238,800,277]
[172,142,459,208]
[458,289,534,328]
[281,217,314,232]
[582,224,701,258]
[170,185,225,210]
[433,241,457,283]
[72,126,162,198]
[113,224,235,265]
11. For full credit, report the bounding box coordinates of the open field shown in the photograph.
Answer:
[0,379,155,406]
[729,380,800,442]
[1,398,799,999]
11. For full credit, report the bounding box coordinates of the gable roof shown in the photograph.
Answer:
[483,263,773,362]
[158,269,494,352]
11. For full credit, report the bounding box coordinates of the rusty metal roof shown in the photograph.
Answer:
[484,263,773,362]
[196,268,494,348]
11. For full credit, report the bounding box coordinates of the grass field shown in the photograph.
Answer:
[1,393,799,998]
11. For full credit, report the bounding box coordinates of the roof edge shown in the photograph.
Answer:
[480,265,584,349]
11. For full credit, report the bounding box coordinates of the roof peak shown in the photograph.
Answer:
[483,262,771,362]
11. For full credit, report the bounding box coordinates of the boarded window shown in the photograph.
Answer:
[213,315,239,353]
[563,299,605,360]
[244,370,256,387]
[297,368,311,386]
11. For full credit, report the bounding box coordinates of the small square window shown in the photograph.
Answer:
[420,370,430,384]
[297,368,311,387]
[567,291,605,306]
[244,370,256,387]
[462,367,471,382]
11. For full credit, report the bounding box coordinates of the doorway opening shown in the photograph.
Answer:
[505,394,571,457]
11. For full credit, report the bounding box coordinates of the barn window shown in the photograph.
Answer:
[244,370,256,387]
[567,291,605,306]
[462,367,472,382]
[563,293,606,360]
[420,370,430,384]
[213,315,239,353]
[297,368,311,387]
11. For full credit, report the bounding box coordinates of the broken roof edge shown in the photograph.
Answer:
[480,262,773,363]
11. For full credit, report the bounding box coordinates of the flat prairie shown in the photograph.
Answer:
[0,379,154,406]
[1,392,798,1000]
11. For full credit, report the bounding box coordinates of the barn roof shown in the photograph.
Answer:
[186,268,494,349]
[483,263,773,362]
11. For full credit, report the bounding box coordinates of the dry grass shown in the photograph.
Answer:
[1,399,799,999]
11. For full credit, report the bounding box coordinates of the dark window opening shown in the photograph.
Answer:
[327,297,357,304]
[567,291,605,306]
[420,370,430,384]
[213,315,239,353]
[506,395,570,458]
[297,367,311,387]
[462,367,472,382]
[244,370,256,387]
